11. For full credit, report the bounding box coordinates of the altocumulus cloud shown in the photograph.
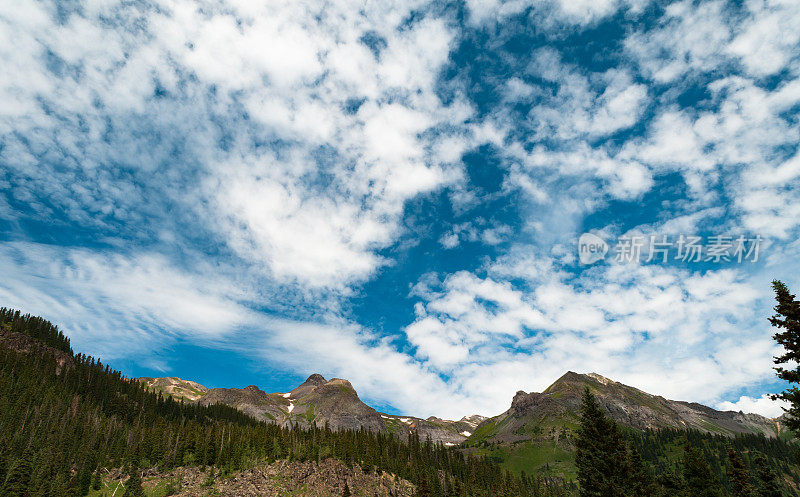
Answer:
[1,0,799,419]
[1,0,469,287]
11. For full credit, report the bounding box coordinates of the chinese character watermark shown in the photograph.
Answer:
[578,233,762,265]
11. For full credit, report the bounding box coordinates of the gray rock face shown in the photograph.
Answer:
[199,384,289,422]
[289,373,327,398]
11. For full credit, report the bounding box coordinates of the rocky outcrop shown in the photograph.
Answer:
[139,377,209,402]
[289,373,327,398]
[199,385,289,423]
[0,328,74,373]
[106,459,415,497]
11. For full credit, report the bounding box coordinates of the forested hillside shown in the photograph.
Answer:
[629,428,799,495]
[0,308,570,496]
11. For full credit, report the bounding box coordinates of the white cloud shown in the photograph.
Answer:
[214,162,392,288]
[625,0,732,83]
[728,0,800,77]
[252,318,479,418]
[717,394,789,418]
[618,74,800,236]
[0,242,256,358]
[438,220,513,249]
[525,54,649,140]
[626,0,800,81]
[398,256,780,416]
[621,111,715,174]
[0,0,469,291]
[466,0,645,26]
[440,232,460,249]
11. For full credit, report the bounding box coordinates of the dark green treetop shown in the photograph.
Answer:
[769,280,800,433]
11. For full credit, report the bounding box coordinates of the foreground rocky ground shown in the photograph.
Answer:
[98,459,416,497]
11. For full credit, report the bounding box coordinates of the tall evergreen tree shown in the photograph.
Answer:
[769,280,800,433]
[628,446,659,497]
[682,445,725,497]
[416,471,432,497]
[656,468,686,495]
[92,471,102,492]
[122,466,144,497]
[575,387,631,497]
[753,454,783,497]
[728,450,754,497]
[1,449,33,497]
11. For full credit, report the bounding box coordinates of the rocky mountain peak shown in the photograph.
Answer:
[543,371,589,391]
[511,390,533,411]
[289,373,330,398]
[138,376,209,402]
[327,378,354,389]
[303,373,327,385]
[586,372,615,385]
[509,390,554,419]
[460,415,487,423]
[459,415,488,429]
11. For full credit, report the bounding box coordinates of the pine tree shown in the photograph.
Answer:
[77,466,93,496]
[416,470,432,497]
[656,468,686,495]
[682,445,725,497]
[575,387,631,497]
[1,450,33,497]
[769,280,800,433]
[92,471,102,491]
[753,454,783,497]
[728,450,754,497]
[452,475,463,496]
[628,446,658,497]
[122,466,144,497]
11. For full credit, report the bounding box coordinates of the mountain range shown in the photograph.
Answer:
[140,373,487,446]
[140,370,783,453]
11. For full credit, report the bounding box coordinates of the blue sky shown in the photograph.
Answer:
[1,0,799,419]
